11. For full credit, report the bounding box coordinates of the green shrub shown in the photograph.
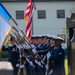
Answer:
[1,51,8,58]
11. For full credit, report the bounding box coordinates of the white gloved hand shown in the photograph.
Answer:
[26,45,31,49]
[30,61,34,66]
[20,65,25,68]
[32,49,37,54]
[18,45,23,50]
[16,64,20,67]
[35,60,38,64]
[22,44,27,49]
[45,64,48,70]
[38,62,41,66]
[31,44,36,49]
[47,51,51,59]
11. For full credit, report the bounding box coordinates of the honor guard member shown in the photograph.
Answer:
[47,36,65,75]
[2,36,20,75]
[35,35,49,56]
[34,35,47,75]
[23,36,37,75]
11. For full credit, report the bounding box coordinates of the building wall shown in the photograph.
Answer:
[3,2,75,36]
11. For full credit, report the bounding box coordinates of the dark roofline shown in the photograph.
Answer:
[1,0,75,2]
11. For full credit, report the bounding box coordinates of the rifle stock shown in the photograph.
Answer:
[47,39,51,75]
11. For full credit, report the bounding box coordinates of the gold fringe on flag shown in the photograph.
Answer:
[0,26,14,52]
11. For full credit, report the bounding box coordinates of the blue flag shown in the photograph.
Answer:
[0,2,12,20]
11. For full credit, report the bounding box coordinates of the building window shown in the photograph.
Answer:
[16,10,24,19]
[37,10,46,19]
[57,10,65,18]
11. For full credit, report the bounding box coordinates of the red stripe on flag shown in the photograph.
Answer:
[26,16,33,39]
[26,16,32,33]
[27,29,32,39]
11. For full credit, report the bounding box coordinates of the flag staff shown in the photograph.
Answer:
[12,18,32,48]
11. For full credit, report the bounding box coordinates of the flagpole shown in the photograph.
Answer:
[12,18,32,48]
[32,16,33,35]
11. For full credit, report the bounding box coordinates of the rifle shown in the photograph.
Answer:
[47,38,51,75]
[10,32,44,68]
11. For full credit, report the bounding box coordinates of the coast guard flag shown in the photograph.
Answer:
[0,2,12,20]
[0,14,14,51]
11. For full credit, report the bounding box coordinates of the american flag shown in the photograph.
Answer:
[24,0,36,40]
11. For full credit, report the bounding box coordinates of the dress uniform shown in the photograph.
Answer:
[23,42,37,75]
[25,55,36,75]
[47,36,65,75]
[34,35,49,75]
[2,37,20,75]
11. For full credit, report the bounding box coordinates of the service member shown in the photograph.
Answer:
[47,36,65,75]
[2,36,20,75]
